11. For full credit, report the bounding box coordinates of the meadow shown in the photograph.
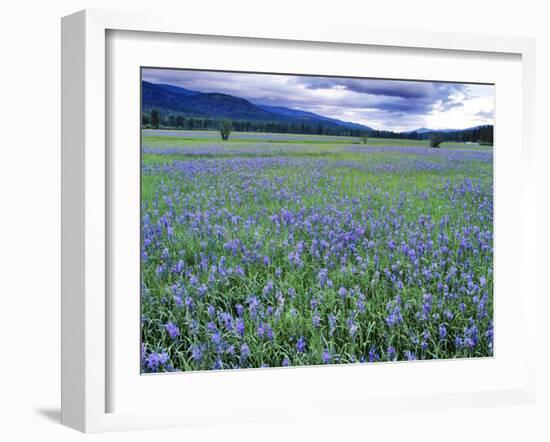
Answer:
[140,129,493,373]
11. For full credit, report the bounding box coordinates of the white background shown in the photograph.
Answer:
[0,1,548,441]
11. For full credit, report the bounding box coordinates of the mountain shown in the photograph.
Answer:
[413,127,433,134]
[142,81,277,120]
[257,104,373,131]
[142,82,198,109]
[151,83,198,96]
[142,81,373,132]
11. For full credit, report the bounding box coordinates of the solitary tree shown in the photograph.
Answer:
[429,134,444,148]
[360,132,369,144]
[220,120,232,141]
[151,109,161,129]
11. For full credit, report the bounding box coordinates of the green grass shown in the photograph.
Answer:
[140,130,493,372]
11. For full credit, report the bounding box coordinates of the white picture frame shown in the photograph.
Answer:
[61,9,537,433]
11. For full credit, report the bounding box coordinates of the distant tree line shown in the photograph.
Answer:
[424,125,493,144]
[142,111,368,136]
[370,126,493,144]
[142,109,493,144]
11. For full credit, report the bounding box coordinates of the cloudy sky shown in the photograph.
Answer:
[142,68,494,132]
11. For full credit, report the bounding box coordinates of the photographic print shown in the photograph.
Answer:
[140,68,494,373]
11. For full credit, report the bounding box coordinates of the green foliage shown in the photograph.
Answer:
[360,133,369,144]
[220,120,233,141]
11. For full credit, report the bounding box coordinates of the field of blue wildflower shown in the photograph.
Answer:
[140,130,493,373]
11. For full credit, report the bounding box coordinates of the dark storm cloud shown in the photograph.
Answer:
[296,77,462,100]
[142,68,493,131]
[294,77,468,112]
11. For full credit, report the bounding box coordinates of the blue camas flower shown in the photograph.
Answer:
[296,336,306,353]
[141,147,493,372]
[439,324,447,340]
[240,343,250,359]
[164,321,180,339]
